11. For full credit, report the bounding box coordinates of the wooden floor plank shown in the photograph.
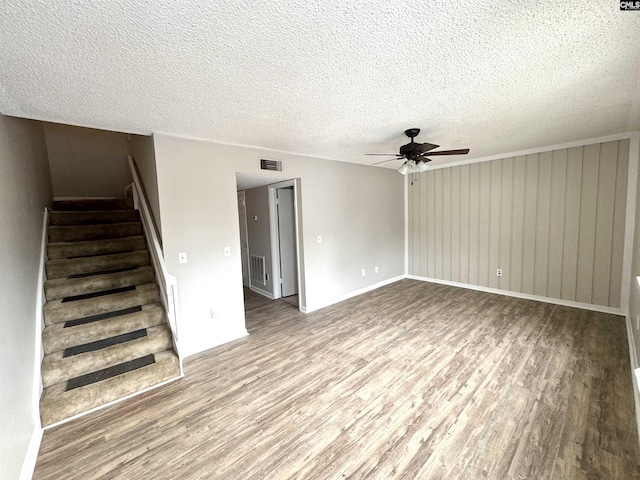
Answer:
[33,280,640,479]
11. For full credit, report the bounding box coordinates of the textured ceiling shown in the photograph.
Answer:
[1,1,639,168]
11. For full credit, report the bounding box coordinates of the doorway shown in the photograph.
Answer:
[268,179,302,307]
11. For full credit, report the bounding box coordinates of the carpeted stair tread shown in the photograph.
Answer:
[46,250,151,279]
[43,283,160,325]
[48,222,143,243]
[53,198,134,211]
[45,266,155,301]
[42,325,173,387]
[49,210,139,226]
[43,303,166,354]
[40,350,180,426]
[47,236,147,260]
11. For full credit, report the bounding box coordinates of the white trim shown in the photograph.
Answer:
[622,132,640,314]
[24,208,48,480]
[625,314,640,449]
[303,275,406,313]
[408,275,623,315]
[250,285,274,299]
[33,209,47,417]
[424,131,640,171]
[43,374,184,430]
[154,130,346,164]
[267,187,279,299]
[19,426,43,480]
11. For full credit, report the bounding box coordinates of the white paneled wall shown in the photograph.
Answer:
[408,139,630,308]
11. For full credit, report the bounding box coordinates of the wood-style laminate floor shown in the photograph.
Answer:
[33,280,640,479]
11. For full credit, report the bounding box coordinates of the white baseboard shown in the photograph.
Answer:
[303,275,406,314]
[625,314,640,449]
[407,275,623,316]
[53,196,125,200]
[19,426,43,480]
[250,285,274,299]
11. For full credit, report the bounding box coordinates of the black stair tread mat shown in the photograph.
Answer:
[69,266,138,279]
[61,285,136,303]
[64,306,143,328]
[66,354,155,391]
[63,328,148,357]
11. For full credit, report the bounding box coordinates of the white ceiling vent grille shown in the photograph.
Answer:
[260,158,282,171]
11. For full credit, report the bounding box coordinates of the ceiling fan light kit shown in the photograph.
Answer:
[366,128,470,175]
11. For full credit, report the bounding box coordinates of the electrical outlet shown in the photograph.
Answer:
[210,309,217,319]
[497,268,502,277]
[178,252,187,264]
[362,268,366,276]
[375,266,379,273]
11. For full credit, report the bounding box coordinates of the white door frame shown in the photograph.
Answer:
[237,191,251,288]
[268,179,304,310]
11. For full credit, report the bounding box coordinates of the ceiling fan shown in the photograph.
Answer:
[367,128,470,175]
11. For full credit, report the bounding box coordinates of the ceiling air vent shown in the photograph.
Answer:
[260,158,282,171]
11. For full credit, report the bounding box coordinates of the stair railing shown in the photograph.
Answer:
[127,156,182,364]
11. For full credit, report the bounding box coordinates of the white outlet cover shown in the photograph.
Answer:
[375,266,379,273]
[362,268,366,276]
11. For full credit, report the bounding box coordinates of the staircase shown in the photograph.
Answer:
[40,197,181,427]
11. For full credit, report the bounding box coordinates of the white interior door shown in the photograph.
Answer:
[237,191,250,287]
[277,187,298,297]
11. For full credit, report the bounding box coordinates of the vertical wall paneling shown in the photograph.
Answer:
[468,163,481,285]
[427,172,436,277]
[510,156,526,292]
[534,151,552,297]
[489,161,502,289]
[478,162,492,287]
[522,154,539,295]
[442,168,452,280]
[408,139,630,308]
[419,174,428,276]
[499,158,513,291]
[460,165,471,283]
[561,147,583,300]
[435,169,444,279]
[610,140,630,307]
[576,144,600,303]
[547,149,567,299]
[592,141,618,305]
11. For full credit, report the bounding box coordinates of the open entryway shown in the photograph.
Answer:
[236,173,304,316]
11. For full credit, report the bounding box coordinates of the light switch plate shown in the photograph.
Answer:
[224,247,231,257]
[317,235,322,244]
[178,252,187,264]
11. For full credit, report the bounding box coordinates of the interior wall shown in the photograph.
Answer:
[243,185,272,295]
[128,134,162,240]
[408,139,630,309]
[0,115,53,480]
[153,134,405,357]
[43,122,130,198]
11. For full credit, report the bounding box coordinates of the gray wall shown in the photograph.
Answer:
[0,115,52,479]
[409,139,630,308]
[153,133,405,357]
[128,134,162,240]
[44,122,130,197]
[243,185,272,294]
